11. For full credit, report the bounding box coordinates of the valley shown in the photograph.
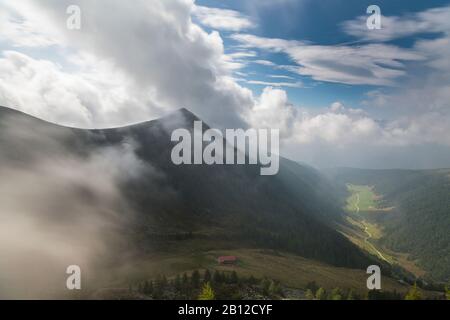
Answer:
[328,168,450,283]
[340,183,431,279]
[344,184,390,262]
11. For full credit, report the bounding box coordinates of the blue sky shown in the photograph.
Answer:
[196,0,450,109]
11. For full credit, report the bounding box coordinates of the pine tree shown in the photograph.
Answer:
[174,274,182,291]
[148,281,154,295]
[198,282,215,300]
[248,275,257,285]
[315,287,327,300]
[154,276,165,299]
[143,280,150,294]
[305,289,315,300]
[268,281,282,297]
[446,284,450,300]
[405,283,422,300]
[230,271,238,284]
[330,288,343,300]
[161,275,168,288]
[181,272,189,297]
[182,272,189,287]
[213,270,222,284]
[262,278,271,296]
[347,289,356,300]
[204,269,211,284]
[306,281,318,295]
[367,289,381,300]
[191,270,200,289]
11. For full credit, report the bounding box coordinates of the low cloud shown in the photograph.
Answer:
[0,113,150,298]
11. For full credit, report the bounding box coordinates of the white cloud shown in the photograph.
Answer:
[342,5,450,42]
[228,51,257,59]
[252,59,276,67]
[245,87,450,168]
[193,5,255,31]
[232,34,424,86]
[0,51,162,128]
[245,86,297,138]
[246,87,410,147]
[415,36,450,72]
[269,75,295,80]
[329,102,366,116]
[0,0,64,47]
[0,116,152,298]
[330,102,344,113]
[292,112,382,145]
[246,80,303,88]
[0,0,255,128]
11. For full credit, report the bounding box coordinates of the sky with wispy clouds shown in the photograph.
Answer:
[0,0,449,168]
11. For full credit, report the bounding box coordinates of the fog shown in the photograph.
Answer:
[0,114,148,299]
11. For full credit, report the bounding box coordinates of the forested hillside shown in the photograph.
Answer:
[327,168,450,282]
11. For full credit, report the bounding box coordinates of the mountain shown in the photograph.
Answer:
[0,106,378,291]
[326,167,450,282]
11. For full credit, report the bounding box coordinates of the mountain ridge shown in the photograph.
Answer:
[0,106,379,270]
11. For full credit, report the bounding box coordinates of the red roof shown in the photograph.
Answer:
[218,256,237,263]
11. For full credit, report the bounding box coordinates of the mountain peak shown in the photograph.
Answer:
[146,107,206,132]
[170,107,201,121]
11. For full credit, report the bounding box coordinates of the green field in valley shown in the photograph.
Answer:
[343,185,391,262]
[346,184,378,212]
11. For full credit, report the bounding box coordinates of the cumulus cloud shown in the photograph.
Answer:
[271,98,450,147]
[193,5,255,31]
[0,51,162,128]
[0,0,255,129]
[244,86,450,168]
[248,94,381,146]
[246,86,297,138]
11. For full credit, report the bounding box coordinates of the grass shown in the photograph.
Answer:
[342,185,393,263]
[346,184,378,212]
[341,185,427,277]
[101,247,420,297]
[85,183,433,298]
[341,216,388,260]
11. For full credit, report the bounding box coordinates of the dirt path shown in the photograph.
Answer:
[354,193,389,262]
